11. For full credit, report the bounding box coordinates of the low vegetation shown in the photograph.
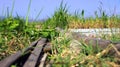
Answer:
[48,31,120,67]
[0,1,120,66]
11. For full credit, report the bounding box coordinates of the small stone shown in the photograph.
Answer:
[70,39,82,54]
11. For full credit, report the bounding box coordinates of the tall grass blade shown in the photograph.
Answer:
[2,6,5,16]
[34,8,43,21]
[25,0,32,26]
[7,7,9,17]
[10,0,15,17]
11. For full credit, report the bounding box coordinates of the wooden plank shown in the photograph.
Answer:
[39,53,48,67]
[23,38,47,67]
[22,40,39,53]
[0,51,22,67]
[45,60,54,67]
[0,39,39,67]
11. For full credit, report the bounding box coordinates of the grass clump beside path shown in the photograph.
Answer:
[48,31,120,67]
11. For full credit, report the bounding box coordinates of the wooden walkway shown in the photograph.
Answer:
[0,38,51,67]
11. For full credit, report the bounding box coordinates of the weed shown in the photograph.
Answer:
[43,1,69,29]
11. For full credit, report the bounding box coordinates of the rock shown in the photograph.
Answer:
[72,33,112,50]
[43,42,52,53]
[72,32,87,40]
[84,38,112,50]
[70,39,82,54]
[109,44,120,58]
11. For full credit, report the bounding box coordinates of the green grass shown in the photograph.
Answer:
[42,1,120,29]
[48,32,120,67]
[42,1,69,29]
[0,1,120,66]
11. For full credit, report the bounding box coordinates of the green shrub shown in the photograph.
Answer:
[0,17,25,32]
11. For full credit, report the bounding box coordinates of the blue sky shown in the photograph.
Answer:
[0,0,120,20]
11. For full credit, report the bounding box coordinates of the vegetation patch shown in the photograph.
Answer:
[0,1,120,66]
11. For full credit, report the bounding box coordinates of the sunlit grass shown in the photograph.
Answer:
[0,1,120,66]
[68,15,120,29]
[49,31,120,66]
